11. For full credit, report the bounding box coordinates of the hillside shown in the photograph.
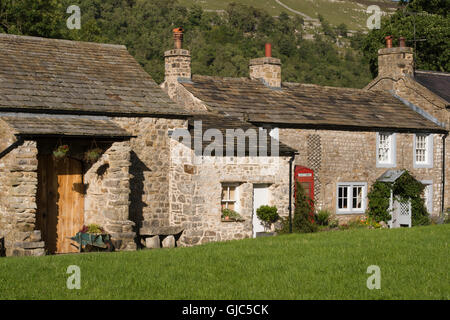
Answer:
[179,0,399,30]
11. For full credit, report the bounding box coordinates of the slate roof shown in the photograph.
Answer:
[186,114,296,156]
[414,70,450,104]
[0,113,132,138]
[181,75,446,133]
[0,33,189,117]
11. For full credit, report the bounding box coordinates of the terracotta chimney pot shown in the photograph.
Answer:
[173,27,184,49]
[265,43,272,58]
[399,37,406,48]
[385,35,393,48]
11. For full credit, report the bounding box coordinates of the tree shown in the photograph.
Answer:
[292,182,318,233]
[362,2,450,76]
[0,0,64,38]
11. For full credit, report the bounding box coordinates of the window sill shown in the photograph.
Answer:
[336,211,365,215]
[413,162,433,169]
[221,218,245,223]
[376,162,396,168]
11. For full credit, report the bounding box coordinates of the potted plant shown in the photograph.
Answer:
[256,205,279,235]
[53,144,69,160]
[221,208,244,222]
[84,147,103,163]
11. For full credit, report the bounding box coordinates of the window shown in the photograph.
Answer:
[414,134,433,168]
[376,132,396,167]
[336,183,367,214]
[221,184,239,211]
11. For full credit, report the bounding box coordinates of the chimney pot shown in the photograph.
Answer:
[173,27,184,49]
[385,36,393,48]
[399,37,406,48]
[265,43,272,58]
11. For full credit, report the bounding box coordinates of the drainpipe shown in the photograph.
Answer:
[288,153,296,233]
[442,133,448,216]
[0,138,24,160]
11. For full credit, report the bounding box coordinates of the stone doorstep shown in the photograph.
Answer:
[13,241,45,249]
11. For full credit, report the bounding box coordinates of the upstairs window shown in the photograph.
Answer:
[376,132,396,167]
[414,134,433,168]
[337,183,367,214]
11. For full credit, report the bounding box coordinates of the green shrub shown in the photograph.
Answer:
[315,209,331,226]
[368,170,430,226]
[256,205,279,231]
[221,208,243,221]
[292,182,318,233]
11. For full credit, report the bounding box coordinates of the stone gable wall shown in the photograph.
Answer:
[168,140,290,246]
[280,129,445,220]
[113,117,187,237]
[0,137,42,256]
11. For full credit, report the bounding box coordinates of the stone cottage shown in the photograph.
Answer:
[0,33,294,256]
[364,36,450,213]
[161,30,448,225]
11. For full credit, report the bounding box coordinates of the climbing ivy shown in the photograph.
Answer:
[367,170,430,226]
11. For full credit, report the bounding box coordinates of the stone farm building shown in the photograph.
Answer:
[0,31,448,257]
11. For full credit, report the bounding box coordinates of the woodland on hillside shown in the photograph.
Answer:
[0,0,448,87]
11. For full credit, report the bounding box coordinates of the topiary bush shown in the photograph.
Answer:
[256,205,279,231]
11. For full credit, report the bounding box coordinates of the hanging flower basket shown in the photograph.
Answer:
[84,147,103,163]
[53,145,69,160]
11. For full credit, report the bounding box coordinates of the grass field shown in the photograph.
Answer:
[0,224,448,300]
[178,0,398,30]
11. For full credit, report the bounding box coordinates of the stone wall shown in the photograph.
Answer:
[366,77,449,212]
[168,140,290,246]
[0,136,43,256]
[113,117,187,238]
[280,129,445,221]
[84,141,135,250]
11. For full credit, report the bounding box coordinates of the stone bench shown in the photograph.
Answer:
[140,226,184,249]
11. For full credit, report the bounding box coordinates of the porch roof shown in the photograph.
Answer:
[0,113,132,139]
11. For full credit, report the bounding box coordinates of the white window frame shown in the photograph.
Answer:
[414,134,433,168]
[221,183,240,212]
[376,132,396,168]
[420,180,433,215]
[336,182,368,214]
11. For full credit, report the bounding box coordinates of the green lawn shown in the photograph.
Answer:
[0,225,448,299]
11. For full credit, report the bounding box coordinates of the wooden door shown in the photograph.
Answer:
[36,155,84,254]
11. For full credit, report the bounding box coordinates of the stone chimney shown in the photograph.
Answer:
[378,36,414,78]
[249,43,282,88]
[164,27,191,82]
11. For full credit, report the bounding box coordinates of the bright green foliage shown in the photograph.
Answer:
[221,208,243,221]
[293,182,318,233]
[256,205,279,231]
[367,181,392,223]
[368,170,429,226]
[362,1,450,76]
[315,209,331,226]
